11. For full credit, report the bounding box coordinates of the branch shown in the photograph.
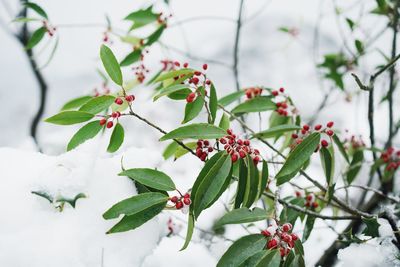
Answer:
[233,0,244,92]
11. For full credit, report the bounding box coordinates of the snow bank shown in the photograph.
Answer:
[0,144,189,266]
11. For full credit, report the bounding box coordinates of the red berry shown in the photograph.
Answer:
[194,71,202,76]
[312,202,319,208]
[125,95,135,102]
[295,191,301,197]
[244,140,250,146]
[174,61,180,67]
[261,230,271,237]
[279,87,285,93]
[231,153,238,162]
[111,112,120,118]
[271,90,279,96]
[291,233,298,241]
[175,201,183,209]
[170,196,178,203]
[267,239,278,249]
[205,80,211,85]
[321,139,329,147]
[106,121,114,128]
[208,147,213,152]
[314,124,322,131]
[192,77,199,84]
[327,121,334,128]
[184,193,190,199]
[99,119,107,125]
[239,151,246,158]
[183,62,189,68]
[115,98,123,105]
[202,64,208,70]
[282,223,292,232]
[291,133,298,139]
[326,130,334,136]
[303,124,310,131]
[183,198,191,205]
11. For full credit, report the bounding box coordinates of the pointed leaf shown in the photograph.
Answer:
[120,49,142,66]
[107,122,124,152]
[154,69,194,83]
[209,83,218,123]
[232,96,275,114]
[160,123,226,141]
[61,96,92,111]
[79,95,115,114]
[254,124,301,139]
[119,168,175,191]
[183,88,204,123]
[45,111,94,125]
[219,90,244,107]
[26,27,46,49]
[24,2,48,19]
[153,84,189,101]
[214,207,267,228]
[67,120,103,151]
[100,45,123,85]
[180,213,194,250]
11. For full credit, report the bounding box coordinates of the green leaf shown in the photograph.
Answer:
[355,39,364,54]
[219,113,230,130]
[302,215,315,242]
[160,123,226,141]
[219,91,244,107]
[214,207,267,228]
[61,96,92,111]
[79,95,115,114]
[346,18,355,31]
[320,147,335,185]
[163,141,179,160]
[231,96,275,114]
[153,84,189,101]
[235,158,247,208]
[124,6,159,29]
[257,160,269,199]
[276,133,321,185]
[333,134,350,163]
[106,201,165,233]
[56,193,86,208]
[100,45,123,86]
[254,124,301,139]
[45,111,94,125]
[67,120,103,151]
[107,122,124,152]
[119,168,176,191]
[180,213,194,250]
[174,142,197,159]
[103,192,168,219]
[31,190,53,203]
[192,153,232,218]
[154,69,194,83]
[216,234,266,267]
[243,156,259,207]
[24,2,48,19]
[209,83,218,123]
[120,49,142,66]
[183,88,204,123]
[255,250,280,267]
[362,217,380,238]
[145,25,165,45]
[347,150,364,184]
[26,27,47,49]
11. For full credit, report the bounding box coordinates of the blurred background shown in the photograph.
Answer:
[0,0,398,266]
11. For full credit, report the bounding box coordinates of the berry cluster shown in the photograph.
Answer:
[261,222,298,257]
[295,191,319,208]
[343,133,365,150]
[185,64,210,103]
[196,140,214,161]
[169,192,191,213]
[245,87,262,99]
[290,121,335,151]
[381,147,400,172]
[160,59,179,71]
[271,87,295,117]
[99,111,121,129]
[114,94,135,106]
[133,62,150,83]
[219,129,261,164]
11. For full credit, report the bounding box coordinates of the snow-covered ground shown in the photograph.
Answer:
[1,0,399,266]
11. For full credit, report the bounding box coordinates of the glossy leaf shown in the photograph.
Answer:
[276,133,320,185]
[107,123,124,152]
[103,192,168,219]
[45,111,94,125]
[302,215,315,242]
[24,2,48,19]
[67,120,103,151]
[120,49,142,66]
[61,96,92,111]
[162,141,179,160]
[119,168,175,191]
[154,69,194,83]
[153,84,189,101]
[255,250,280,267]
[320,147,335,185]
[217,234,266,267]
[218,91,244,107]
[234,158,247,208]
[180,213,194,250]
[254,124,301,139]
[124,6,158,29]
[79,95,115,114]
[100,45,123,85]
[145,25,165,45]
[332,134,350,163]
[192,153,232,218]
[362,217,380,238]
[174,142,197,159]
[243,156,259,207]
[106,201,165,234]
[257,160,269,199]
[214,207,267,228]
[231,96,275,114]
[26,27,46,49]
[209,83,218,123]
[182,88,204,123]
[346,150,364,184]
[219,113,230,130]
[160,123,226,141]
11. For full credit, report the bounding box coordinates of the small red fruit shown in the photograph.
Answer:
[261,230,271,237]
[115,98,123,105]
[314,124,322,131]
[231,153,238,162]
[303,124,310,131]
[321,139,329,147]
[326,130,334,136]
[202,64,208,70]
[99,119,107,125]
[271,90,279,96]
[267,239,278,249]
[282,223,292,232]
[175,201,184,209]
[170,196,178,203]
[279,87,285,93]
[183,198,191,205]
[106,121,114,128]
[183,62,189,68]
[312,202,319,208]
[327,121,334,128]
[125,95,135,102]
